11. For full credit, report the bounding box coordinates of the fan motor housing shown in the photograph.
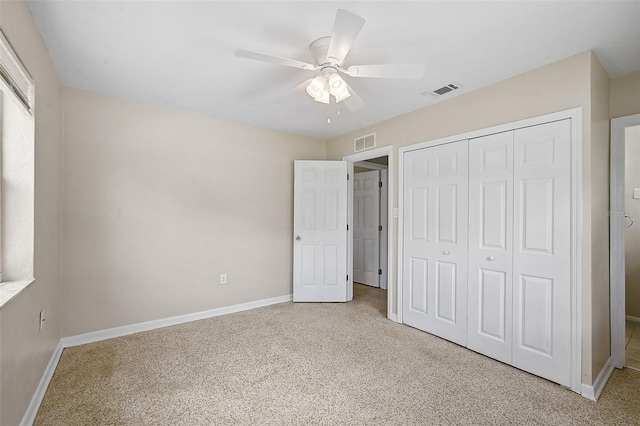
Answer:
[309,36,332,66]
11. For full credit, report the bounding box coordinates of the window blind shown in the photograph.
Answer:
[0,29,34,112]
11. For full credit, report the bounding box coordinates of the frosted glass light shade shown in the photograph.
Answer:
[314,89,330,104]
[328,73,350,103]
[334,89,351,103]
[329,73,344,90]
[306,76,326,99]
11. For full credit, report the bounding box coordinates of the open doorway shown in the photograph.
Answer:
[344,146,394,321]
[353,158,388,289]
[611,114,640,370]
[352,157,389,315]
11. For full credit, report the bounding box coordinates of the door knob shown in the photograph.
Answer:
[296,236,301,241]
[487,256,495,261]
[442,250,450,255]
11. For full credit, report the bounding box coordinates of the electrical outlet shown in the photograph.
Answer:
[220,274,228,285]
[39,310,45,331]
[634,188,640,199]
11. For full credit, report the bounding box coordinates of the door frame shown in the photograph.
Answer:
[610,113,640,369]
[380,169,389,290]
[344,145,394,320]
[398,108,582,393]
[353,162,389,290]
[352,168,382,288]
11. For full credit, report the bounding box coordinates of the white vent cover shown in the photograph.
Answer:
[0,30,34,112]
[423,83,461,97]
[354,133,376,152]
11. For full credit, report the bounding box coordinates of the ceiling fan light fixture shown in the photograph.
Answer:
[314,86,330,104]
[329,73,344,89]
[303,63,351,105]
[334,88,351,103]
[237,9,431,113]
[329,75,350,102]
[306,76,326,99]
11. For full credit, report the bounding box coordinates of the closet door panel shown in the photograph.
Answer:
[512,119,571,387]
[430,142,468,345]
[436,260,457,322]
[403,140,468,345]
[403,148,434,332]
[467,131,514,364]
[478,269,507,339]
[409,257,429,314]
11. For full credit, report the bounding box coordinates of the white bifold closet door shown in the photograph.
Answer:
[466,120,572,387]
[511,120,572,387]
[467,131,514,365]
[353,170,381,287]
[402,140,469,346]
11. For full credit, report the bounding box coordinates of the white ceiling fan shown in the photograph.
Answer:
[235,9,426,112]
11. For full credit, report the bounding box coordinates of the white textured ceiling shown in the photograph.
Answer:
[26,1,640,140]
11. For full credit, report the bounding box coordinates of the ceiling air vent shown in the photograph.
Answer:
[423,83,460,97]
[354,133,376,152]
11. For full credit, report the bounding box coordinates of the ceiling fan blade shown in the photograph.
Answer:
[235,49,318,70]
[342,82,366,112]
[344,63,426,79]
[326,9,366,65]
[272,78,313,104]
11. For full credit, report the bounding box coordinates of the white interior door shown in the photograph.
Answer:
[293,160,348,302]
[354,170,380,287]
[467,131,514,364]
[402,140,469,345]
[512,120,572,387]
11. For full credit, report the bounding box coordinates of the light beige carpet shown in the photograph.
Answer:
[36,284,640,425]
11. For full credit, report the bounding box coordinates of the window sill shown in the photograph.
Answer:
[0,278,36,309]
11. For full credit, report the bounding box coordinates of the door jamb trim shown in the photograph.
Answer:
[610,113,640,369]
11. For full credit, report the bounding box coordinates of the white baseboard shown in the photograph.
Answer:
[20,294,292,425]
[626,315,640,323]
[61,294,292,348]
[20,341,64,426]
[581,357,613,401]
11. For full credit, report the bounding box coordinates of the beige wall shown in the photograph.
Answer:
[590,54,611,380]
[0,1,63,425]
[611,73,640,118]
[625,126,640,318]
[61,88,325,336]
[326,51,608,384]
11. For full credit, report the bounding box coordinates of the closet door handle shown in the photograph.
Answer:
[487,256,495,261]
[442,250,450,255]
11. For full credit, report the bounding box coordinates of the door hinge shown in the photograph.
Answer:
[378,269,382,275]
[347,173,350,180]
[379,181,383,188]
[347,275,349,281]
[347,224,349,231]
[379,225,383,231]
